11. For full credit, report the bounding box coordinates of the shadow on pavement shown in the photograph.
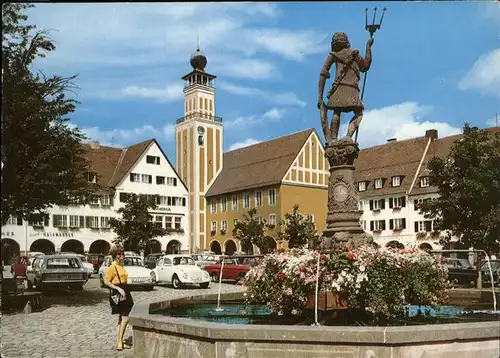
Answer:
[42,288,108,307]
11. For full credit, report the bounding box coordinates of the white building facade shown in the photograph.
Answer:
[1,139,190,261]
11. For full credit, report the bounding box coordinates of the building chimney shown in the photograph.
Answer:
[387,138,397,143]
[425,129,438,140]
[89,140,100,149]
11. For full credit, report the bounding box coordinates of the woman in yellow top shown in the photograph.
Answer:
[104,244,134,351]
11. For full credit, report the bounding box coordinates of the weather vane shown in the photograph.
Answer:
[356,7,386,142]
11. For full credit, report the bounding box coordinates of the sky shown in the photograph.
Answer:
[28,2,499,162]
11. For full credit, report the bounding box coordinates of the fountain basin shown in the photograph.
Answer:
[130,292,500,358]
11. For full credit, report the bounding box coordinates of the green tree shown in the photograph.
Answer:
[418,123,500,253]
[1,4,91,225]
[109,194,182,252]
[232,208,268,254]
[278,204,317,248]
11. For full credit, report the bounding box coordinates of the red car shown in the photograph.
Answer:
[11,256,28,278]
[204,257,251,283]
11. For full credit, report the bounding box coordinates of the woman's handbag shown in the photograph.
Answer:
[109,264,126,308]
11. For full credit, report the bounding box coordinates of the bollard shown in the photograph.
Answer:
[477,269,482,289]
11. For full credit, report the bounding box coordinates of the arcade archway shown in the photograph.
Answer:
[89,240,111,255]
[224,240,237,255]
[145,239,162,254]
[419,242,433,252]
[166,240,181,254]
[386,240,404,249]
[241,240,254,255]
[209,241,222,254]
[1,238,20,264]
[60,239,84,254]
[30,239,55,254]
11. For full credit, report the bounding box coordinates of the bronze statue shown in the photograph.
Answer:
[317,32,374,143]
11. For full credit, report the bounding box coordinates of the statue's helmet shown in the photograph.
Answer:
[331,32,350,51]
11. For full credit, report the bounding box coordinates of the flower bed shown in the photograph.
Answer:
[244,245,450,318]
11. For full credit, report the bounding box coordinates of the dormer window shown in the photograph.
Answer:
[420,176,430,188]
[358,181,366,192]
[391,176,401,187]
[86,172,97,183]
[146,155,160,165]
[374,178,383,189]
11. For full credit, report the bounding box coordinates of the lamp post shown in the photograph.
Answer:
[355,7,386,143]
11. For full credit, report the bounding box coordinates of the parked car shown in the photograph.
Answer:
[144,253,164,269]
[153,255,210,289]
[442,257,477,286]
[87,253,105,273]
[192,253,220,269]
[479,260,500,287]
[99,255,155,290]
[204,257,251,283]
[77,254,94,279]
[26,254,89,291]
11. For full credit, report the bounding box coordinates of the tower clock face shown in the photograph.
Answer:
[333,183,349,202]
[197,126,205,135]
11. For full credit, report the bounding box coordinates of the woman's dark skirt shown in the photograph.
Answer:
[111,284,134,316]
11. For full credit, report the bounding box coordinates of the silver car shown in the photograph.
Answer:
[26,254,89,291]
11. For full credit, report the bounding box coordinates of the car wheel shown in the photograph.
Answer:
[200,282,209,289]
[100,275,105,288]
[172,275,182,289]
[151,272,157,284]
[211,273,219,283]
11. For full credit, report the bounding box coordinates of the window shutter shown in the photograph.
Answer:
[425,221,432,232]
[182,198,186,206]
[148,175,152,184]
[414,221,419,232]
[389,198,393,208]
[401,196,406,207]
[389,219,394,230]
[380,199,385,210]
[52,215,57,226]
[130,174,134,182]
[44,216,50,226]
[79,216,85,228]
[17,217,23,226]
[381,220,386,230]
[173,178,177,186]
[85,216,91,228]
[370,221,374,231]
[402,218,406,229]
[369,200,373,210]
[156,157,160,165]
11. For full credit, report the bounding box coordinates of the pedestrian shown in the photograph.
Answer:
[103,244,134,351]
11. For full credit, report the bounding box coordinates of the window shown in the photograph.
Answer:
[69,215,79,228]
[389,196,406,209]
[268,189,276,206]
[415,220,433,232]
[420,177,430,188]
[221,220,227,232]
[414,198,431,211]
[86,216,99,229]
[89,195,100,205]
[360,220,367,231]
[130,173,141,182]
[156,176,165,185]
[119,192,129,202]
[255,191,262,207]
[369,199,385,211]
[358,181,366,192]
[211,221,217,232]
[165,216,172,228]
[358,200,364,211]
[391,176,401,187]
[101,217,110,229]
[174,217,181,230]
[53,215,67,227]
[221,197,227,212]
[243,193,250,208]
[174,197,183,206]
[146,155,160,165]
[154,216,163,228]
[389,218,406,231]
[86,172,97,183]
[210,200,217,214]
[141,174,152,184]
[167,177,178,186]
[369,220,386,232]
[374,178,383,189]
[6,216,23,226]
[231,196,238,211]
[268,214,276,226]
[29,216,49,227]
[101,195,111,206]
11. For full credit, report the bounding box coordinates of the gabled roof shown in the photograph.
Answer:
[82,138,188,192]
[205,129,315,197]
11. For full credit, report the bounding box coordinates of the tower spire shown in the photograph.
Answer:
[196,32,200,51]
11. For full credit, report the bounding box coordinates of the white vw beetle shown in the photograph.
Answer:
[99,254,155,290]
[153,255,210,289]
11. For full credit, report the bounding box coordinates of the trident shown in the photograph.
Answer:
[354,7,386,143]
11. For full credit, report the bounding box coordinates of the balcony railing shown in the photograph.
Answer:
[176,112,223,125]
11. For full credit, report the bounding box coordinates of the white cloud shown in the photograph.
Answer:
[486,116,499,127]
[219,82,306,107]
[225,107,285,128]
[212,58,277,80]
[458,48,500,98]
[338,102,462,148]
[78,123,175,147]
[228,138,261,151]
[121,84,184,102]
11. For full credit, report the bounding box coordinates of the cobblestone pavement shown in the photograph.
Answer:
[1,275,246,358]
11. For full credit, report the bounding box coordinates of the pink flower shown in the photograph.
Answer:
[286,288,293,296]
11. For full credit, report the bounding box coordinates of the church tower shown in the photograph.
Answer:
[175,47,223,253]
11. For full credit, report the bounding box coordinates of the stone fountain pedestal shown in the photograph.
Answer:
[312,138,373,251]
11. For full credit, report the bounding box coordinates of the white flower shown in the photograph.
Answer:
[359,265,366,272]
